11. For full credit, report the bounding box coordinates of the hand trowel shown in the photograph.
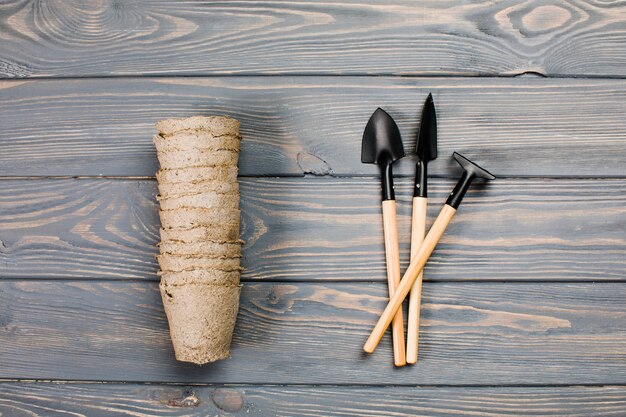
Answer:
[361,108,407,366]
[407,93,438,364]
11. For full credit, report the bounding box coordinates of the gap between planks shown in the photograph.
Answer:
[2,175,626,180]
[2,379,626,388]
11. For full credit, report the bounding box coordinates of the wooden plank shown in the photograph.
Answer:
[1,1,626,78]
[1,280,626,384]
[2,383,626,417]
[0,178,624,281]
[1,77,626,177]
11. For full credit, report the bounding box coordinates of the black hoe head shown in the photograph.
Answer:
[416,93,438,162]
[361,108,405,166]
[446,152,495,209]
[453,152,496,180]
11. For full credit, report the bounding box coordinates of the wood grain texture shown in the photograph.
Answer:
[1,1,626,78]
[0,177,624,281]
[2,383,626,417]
[1,77,626,177]
[1,280,626,383]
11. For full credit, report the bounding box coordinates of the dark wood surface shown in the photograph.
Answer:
[2,384,626,417]
[2,281,626,384]
[1,1,626,415]
[0,178,624,281]
[1,1,626,78]
[1,77,626,177]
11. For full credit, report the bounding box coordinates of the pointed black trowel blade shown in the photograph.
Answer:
[416,93,437,163]
[361,108,405,166]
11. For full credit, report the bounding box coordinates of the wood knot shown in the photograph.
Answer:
[260,285,298,313]
[490,0,583,47]
[297,152,333,176]
[166,388,200,408]
[211,388,244,412]
[0,305,13,328]
[521,5,572,33]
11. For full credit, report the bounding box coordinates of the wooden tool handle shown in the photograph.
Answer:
[364,204,456,354]
[381,199,406,366]
[406,196,427,364]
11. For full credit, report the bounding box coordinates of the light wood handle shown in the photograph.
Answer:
[406,196,427,364]
[364,204,456,354]
[381,199,406,366]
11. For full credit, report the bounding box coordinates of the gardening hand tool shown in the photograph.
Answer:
[362,108,407,366]
[407,93,438,364]
[364,152,495,354]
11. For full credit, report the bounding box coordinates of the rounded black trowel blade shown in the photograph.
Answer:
[361,108,405,165]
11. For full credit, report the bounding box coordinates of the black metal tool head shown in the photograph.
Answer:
[453,152,496,180]
[416,93,438,163]
[361,108,405,165]
[446,152,495,209]
[361,108,405,200]
[414,93,438,197]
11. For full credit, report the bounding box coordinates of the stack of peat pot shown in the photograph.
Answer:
[154,116,242,364]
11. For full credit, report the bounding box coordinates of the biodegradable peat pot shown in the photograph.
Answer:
[159,269,242,286]
[155,115,243,365]
[153,133,241,152]
[156,149,240,169]
[156,116,240,137]
[159,208,242,229]
[157,191,240,211]
[158,180,240,198]
[157,240,242,257]
[157,254,242,273]
[160,225,241,243]
[156,166,239,184]
[160,283,241,364]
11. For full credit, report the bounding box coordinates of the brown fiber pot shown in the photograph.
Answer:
[155,115,242,365]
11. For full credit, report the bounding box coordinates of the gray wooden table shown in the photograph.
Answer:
[1,1,626,416]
